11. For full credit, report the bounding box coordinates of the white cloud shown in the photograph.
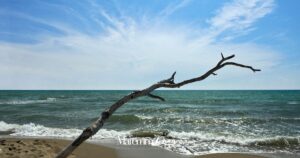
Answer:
[159,0,192,18]
[206,0,275,42]
[1,0,295,90]
[0,29,281,89]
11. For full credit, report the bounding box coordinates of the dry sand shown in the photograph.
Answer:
[0,138,268,158]
[0,138,117,158]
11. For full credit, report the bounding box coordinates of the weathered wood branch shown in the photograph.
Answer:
[55,54,260,158]
[222,62,261,72]
[159,71,176,84]
[148,93,165,101]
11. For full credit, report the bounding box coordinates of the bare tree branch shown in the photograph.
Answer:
[148,93,165,101]
[222,62,261,72]
[159,71,176,84]
[56,54,260,158]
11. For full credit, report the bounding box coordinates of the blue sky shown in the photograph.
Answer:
[0,0,299,89]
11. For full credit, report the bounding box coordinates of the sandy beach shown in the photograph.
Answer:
[0,138,270,158]
[0,138,117,158]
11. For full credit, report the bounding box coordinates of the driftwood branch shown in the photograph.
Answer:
[159,71,176,84]
[148,93,165,101]
[56,54,260,158]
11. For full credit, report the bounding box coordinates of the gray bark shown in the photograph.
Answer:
[56,54,260,158]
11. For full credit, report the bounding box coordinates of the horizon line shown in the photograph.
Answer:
[0,89,299,91]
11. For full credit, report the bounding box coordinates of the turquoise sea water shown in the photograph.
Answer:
[0,90,299,155]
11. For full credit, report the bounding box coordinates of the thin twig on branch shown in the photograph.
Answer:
[55,54,260,158]
[159,71,176,84]
[148,93,165,101]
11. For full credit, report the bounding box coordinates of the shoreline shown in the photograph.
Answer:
[1,136,298,158]
[1,90,299,157]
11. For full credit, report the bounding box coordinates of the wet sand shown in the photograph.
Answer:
[0,138,269,158]
[195,153,267,158]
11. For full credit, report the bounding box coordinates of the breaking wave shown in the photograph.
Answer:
[1,121,299,155]
[0,98,57,105]
[0,121,128,139]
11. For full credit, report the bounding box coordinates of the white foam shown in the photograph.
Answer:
[0,121,298,155]
[135,114,154,120]
[0,98,57,105]
[169,131,300,147]
[288,101,298,105]
[169,131,236,142]
[0,121,129,140]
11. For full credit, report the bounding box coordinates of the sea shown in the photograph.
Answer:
[0,90,299,156]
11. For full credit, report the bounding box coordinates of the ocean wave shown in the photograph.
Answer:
[130,129,169,138]
[93,114,154,124]
[135,115,154,120]
[99,114,300,126]
[124,107,264,116]
[0,98,56,105]
[288,101,298,105]
[108,114,144,124]
[126,130,300,154]
[248,137,300,147]
[0,121,299,155]
[168,131,300,148]
[0,121,128,139]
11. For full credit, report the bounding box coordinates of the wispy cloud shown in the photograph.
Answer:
[159,0,192,18]
[1,0,292,89]
[0,9,76,37]
[206,0,275,42]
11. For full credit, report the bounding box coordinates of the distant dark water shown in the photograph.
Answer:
[0,90,299,155]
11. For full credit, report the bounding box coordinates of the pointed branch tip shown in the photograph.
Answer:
[252,68,261,72]
[221,53,224,59]
[222,62,261,73]
[171,71,176,79]
[227,54,235,59]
